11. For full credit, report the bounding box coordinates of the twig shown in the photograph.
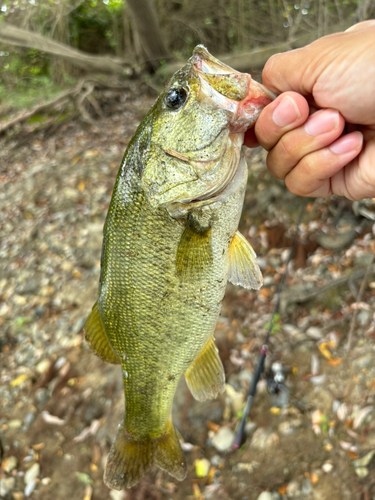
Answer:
[346,255,375,353]
[0,79,86,134]
[283,265,375,308]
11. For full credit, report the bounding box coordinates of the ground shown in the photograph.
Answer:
[1,87,375,500]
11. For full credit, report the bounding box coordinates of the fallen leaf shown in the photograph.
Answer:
[10,374,29,387]
[328,358,343,366]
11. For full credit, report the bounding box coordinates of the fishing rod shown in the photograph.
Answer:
[232,200,307,450]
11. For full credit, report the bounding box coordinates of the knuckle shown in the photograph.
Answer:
[277,134,297,160]
[266,153,286,180]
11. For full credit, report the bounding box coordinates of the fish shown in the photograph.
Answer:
[83,45,273,490]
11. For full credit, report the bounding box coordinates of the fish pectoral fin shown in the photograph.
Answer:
[104,422,186,490]
[176,222,212,279]
[185,335,225,402]
[83,301,120,364]
[228,230,263,290]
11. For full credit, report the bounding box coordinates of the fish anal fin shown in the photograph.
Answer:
[176,222,212,279]
[185,335,225,402]
[104,422,186,490]
[228,230,263,290]
[84,301,120,364]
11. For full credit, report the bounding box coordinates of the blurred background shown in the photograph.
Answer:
[2,2,375,500]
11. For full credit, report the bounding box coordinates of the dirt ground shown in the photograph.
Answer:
[1,87,375,500]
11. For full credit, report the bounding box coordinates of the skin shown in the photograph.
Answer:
[245,20,375,201]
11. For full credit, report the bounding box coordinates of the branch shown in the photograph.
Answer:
[0,21,131,74]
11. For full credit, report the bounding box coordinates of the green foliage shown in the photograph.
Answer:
[265,312,281,335]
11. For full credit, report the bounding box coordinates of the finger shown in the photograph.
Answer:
[267,108,345,180]
[254,92,310,151]
[284,131,363,197]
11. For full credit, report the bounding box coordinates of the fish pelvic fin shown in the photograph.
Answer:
[228,230,263,290]
[104,422,187,490]
[185,335,225,401]
[176,222,212,279]
[84,301,120,364]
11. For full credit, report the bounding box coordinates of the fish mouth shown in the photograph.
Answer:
[191,45,275,133]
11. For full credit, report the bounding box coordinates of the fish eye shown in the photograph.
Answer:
[165,88,188,109]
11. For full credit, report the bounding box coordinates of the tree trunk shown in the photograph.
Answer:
[0,21,129,75]
[126,0,171,70]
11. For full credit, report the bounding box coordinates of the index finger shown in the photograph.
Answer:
[254,92,310,151]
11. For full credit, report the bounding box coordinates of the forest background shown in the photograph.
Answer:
[0,0,374,131]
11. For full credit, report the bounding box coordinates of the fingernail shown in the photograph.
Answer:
[329,131,363,154]
[305,109,339,136]
[272,96,301,127]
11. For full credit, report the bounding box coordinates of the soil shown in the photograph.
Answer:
[1,87,375,500]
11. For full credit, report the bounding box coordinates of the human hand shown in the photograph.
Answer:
[245,21,375,200]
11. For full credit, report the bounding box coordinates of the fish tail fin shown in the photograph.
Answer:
[153,422,187,481]
[104,422,186,490]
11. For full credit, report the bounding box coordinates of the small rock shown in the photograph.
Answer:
[357,310,372,326]
[36,359,51,374]
[0,477,16,497]
[109,490,127,500]
[225,384,244,413]
[272,494,281,500]
[337,403,349,421]
[322,462,333,473]
[354,467,369,478]
[286,480,300,496]
[24,480,36,497]
[2,455,18,473]
[210,455,224,467]
[12,493,24,500]
[35,388,49,405]
[24,412,36,428]
[211,427,235,452]
[245,421,257,436]
[256,492,272,500]
[301,479,312,495]
[24,463,40,484]
[306,326,323,340]
[8,419,23,430]
[250,428,275,451]
[354,355,372,369]
[278,421,294,435]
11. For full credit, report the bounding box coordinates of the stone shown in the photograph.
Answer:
[305,326,323,340]
[3,455,18,473]
[8,419,22,430]
[0,477,15,497]
[256,493,272,500]
[286,480,300,496]
[211,427,235,452]
[322,462,333,473]
[109,490,127,500]
[24,463,40,484]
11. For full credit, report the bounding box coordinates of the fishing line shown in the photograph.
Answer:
[232,198,307,450]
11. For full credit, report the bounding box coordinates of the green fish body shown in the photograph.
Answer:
[84,46,273,489]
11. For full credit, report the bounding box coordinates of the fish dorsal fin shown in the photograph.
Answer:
[104,421,186,489]
[176,222,212,279]
[228,230,263,290]
[185,335,225,401]
[84,301,120,364]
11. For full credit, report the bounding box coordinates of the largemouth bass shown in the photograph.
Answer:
[84,46,273,490]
